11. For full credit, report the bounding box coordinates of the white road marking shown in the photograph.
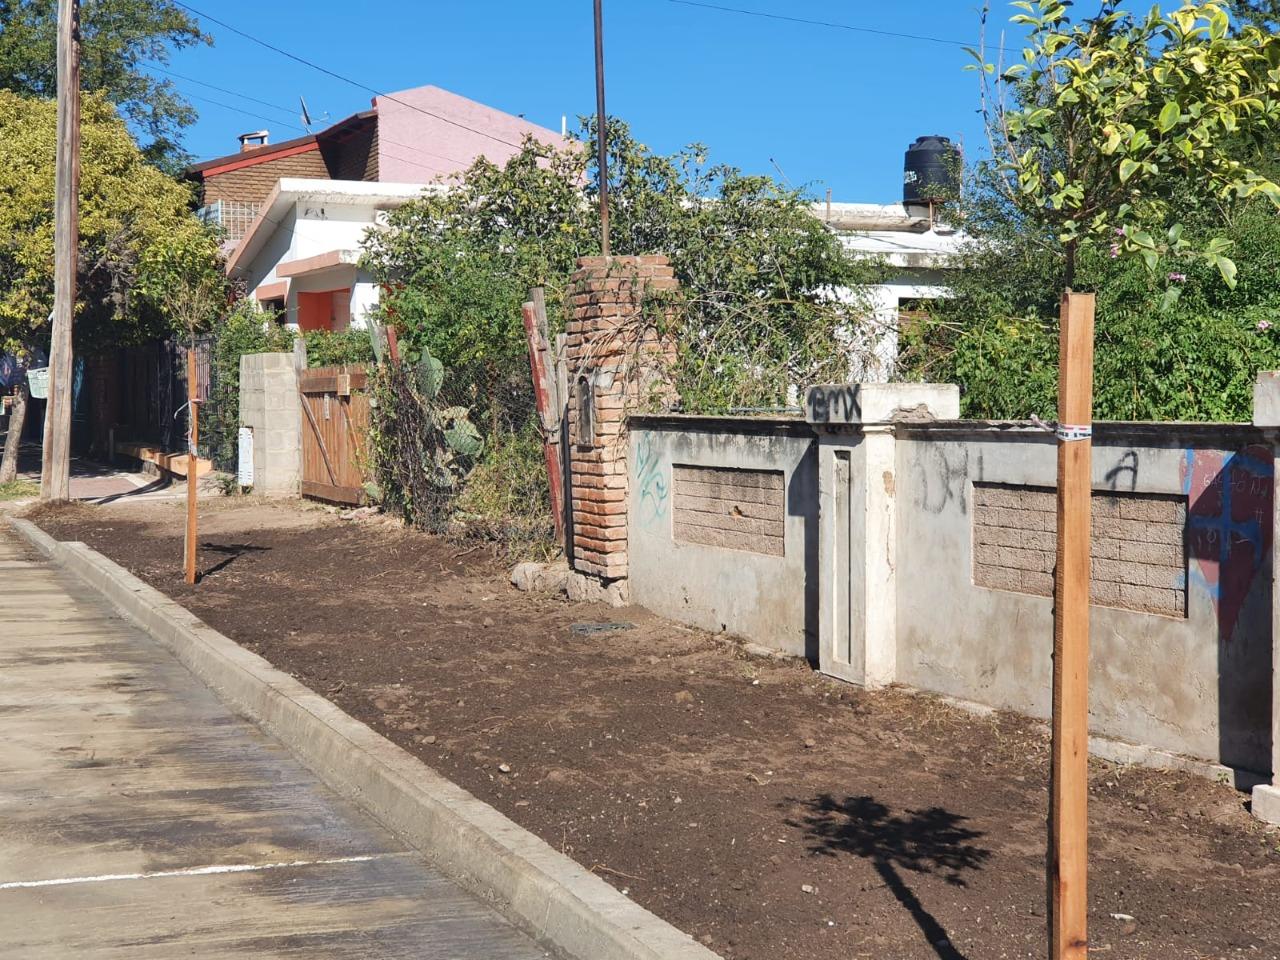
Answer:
[0,854,383,890]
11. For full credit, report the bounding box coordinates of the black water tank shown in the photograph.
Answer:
[903,135,961,218]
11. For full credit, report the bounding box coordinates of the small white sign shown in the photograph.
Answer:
[237,427,254,488]
[26,367,49,400]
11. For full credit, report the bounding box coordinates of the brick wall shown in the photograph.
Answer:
[565,255,678,581]
[202,148,330,207]
[673,465,785,556]
[973,482,1187,617]
[320,123,379,182]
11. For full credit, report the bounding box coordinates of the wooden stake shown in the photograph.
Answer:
[184,348,199,585]
[1050,289,1095,960]
[41,0,79,502]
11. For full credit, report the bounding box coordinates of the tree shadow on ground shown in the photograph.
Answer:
[787,794,991,960]
[200,543,269,578]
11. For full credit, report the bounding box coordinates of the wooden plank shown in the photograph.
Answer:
[112,442,212,479]
[301,480,363,505]
[300,391,338,485]
[1050,290,1095,960]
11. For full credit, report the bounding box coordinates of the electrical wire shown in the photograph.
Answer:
[172,0,526,149]
[148,64,304,123]
[150,69,483,172]
[666,0,1007,51]
[180,90,306,134]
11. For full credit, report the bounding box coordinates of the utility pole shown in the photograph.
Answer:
[593,0,610,257]
[1049,289,1095,960]
[41,0,80,502]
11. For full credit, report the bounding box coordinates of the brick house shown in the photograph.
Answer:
[190,85,564,334]
[190,81,565,263]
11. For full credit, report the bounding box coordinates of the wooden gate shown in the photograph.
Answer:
[299,364,370,504]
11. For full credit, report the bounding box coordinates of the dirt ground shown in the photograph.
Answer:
[27,497,1280,960]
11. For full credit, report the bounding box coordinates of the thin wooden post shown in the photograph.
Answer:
[1050,289,1095,960]
[184,347,199,585]
[41,0,80,502]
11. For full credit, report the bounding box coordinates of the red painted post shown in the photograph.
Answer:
[522,301,565,542]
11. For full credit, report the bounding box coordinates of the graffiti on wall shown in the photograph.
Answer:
[916,445,969,516]
[1181,444,1273,642]
[634,433,669,528]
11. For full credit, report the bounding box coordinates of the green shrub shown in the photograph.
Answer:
[202,300,292,469]
[454,423,554,559]
[303,328,374,368]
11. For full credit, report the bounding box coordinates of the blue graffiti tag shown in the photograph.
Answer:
[634,434,669,527]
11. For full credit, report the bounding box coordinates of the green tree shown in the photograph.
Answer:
[0,89,216,478]
[1236,0,1280,30]
[972,0,1280,287]
[362,119,881,416]
[0,0,209,166]
[902,1,1280,421]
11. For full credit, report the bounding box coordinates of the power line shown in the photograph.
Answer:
[149,64,303,124]
[667,0,1005,51]
[154,67,475,169]
[171,1,526,150]
[180,90,306,133]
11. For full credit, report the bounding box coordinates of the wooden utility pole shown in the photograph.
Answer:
[1049,290,1095,960]
[593,0,610,256]
[41,0,80,502]
[183,348,200,585]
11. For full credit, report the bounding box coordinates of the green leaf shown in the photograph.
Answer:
[1210,9,1228,40]
[1158,101,1180,132]
[1119,158,1140,182]
[1216,255,1238,288]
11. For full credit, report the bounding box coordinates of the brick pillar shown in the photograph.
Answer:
[564,255,678,585]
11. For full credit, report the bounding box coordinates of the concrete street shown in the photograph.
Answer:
[0,528,546,959]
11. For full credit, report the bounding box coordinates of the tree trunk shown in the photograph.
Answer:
[0,385,30,484]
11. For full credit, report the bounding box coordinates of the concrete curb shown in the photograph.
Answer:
[8,518,720,960]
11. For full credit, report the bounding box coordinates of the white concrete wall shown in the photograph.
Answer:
[243,202,384,331]
[893,423,1273,777]
[627,409,1275,781]
[628,419,818,659]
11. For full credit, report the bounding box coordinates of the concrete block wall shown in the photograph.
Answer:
[891,423,1273,778]
[564,255,677,582]
[972,483,1187,616]
[628,418,817,658]
[671,464,786,556]
[626,381,1280,801]
[239,352,301,497]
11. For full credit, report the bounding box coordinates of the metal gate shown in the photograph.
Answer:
[299,364,370,505]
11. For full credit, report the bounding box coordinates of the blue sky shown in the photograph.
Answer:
[164,1,1032,202]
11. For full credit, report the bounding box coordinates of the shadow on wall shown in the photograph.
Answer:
[1182,445,1275,781]
[788,443,820,665]
[787,793,990,960]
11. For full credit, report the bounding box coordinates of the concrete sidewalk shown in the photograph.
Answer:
[0,530,546,959]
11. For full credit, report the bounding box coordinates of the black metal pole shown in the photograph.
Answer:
[593,0,610,257]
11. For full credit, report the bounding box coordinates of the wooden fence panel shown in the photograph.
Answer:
[299,364,371,505]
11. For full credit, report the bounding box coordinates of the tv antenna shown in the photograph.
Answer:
[299,96,328,132]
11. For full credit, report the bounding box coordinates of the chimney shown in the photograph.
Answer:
[238,130,270,153]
